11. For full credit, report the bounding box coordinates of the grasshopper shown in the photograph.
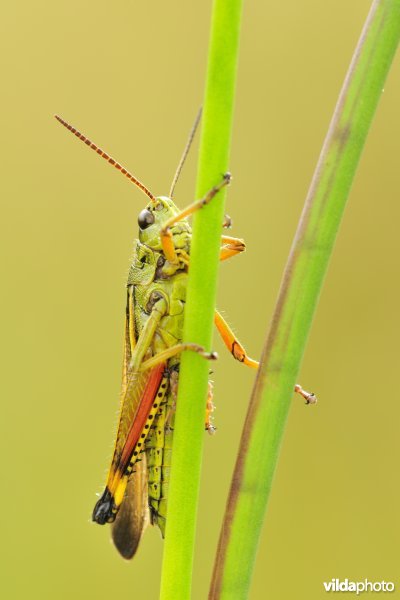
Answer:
[55,113,315,559]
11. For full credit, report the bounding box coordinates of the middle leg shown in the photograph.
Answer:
[214,309,317,404]
[214,310,258,369]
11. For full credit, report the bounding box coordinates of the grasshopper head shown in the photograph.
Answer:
[137,196,191,251]
[55,115,196,256]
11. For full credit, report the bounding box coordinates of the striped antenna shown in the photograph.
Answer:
[55,115,156,203]
[169,107,202,198]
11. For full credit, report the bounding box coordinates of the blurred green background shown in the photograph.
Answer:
[1,1,399,598]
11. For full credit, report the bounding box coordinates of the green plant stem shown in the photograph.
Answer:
[159,0,244,598]
[209,1,400,598]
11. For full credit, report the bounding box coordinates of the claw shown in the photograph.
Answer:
[223,172,232,184]
[206,424,217,435]
[223,214,233,229]
[294,384,317,405]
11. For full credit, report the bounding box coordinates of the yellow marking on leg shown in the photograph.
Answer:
[220,236,246,261]
[114,478,128,507]
[161,232,176,263]
[214,310,259,369]
[214,312,317,403]
[221,235,246,249]
[139,343,218,372]
[128,298,167,372]
[220,247,242,261]
[128,287,136,351]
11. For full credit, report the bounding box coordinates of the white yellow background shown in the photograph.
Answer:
[1,1,399,598]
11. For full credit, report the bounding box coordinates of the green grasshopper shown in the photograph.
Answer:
[55,113,315,559]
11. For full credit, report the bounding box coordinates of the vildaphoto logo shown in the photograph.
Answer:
[323,579,395,594]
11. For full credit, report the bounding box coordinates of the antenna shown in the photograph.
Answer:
[169,107,202,198]
[55,115,156,203]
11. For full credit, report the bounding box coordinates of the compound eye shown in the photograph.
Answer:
[138,208,155,230]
